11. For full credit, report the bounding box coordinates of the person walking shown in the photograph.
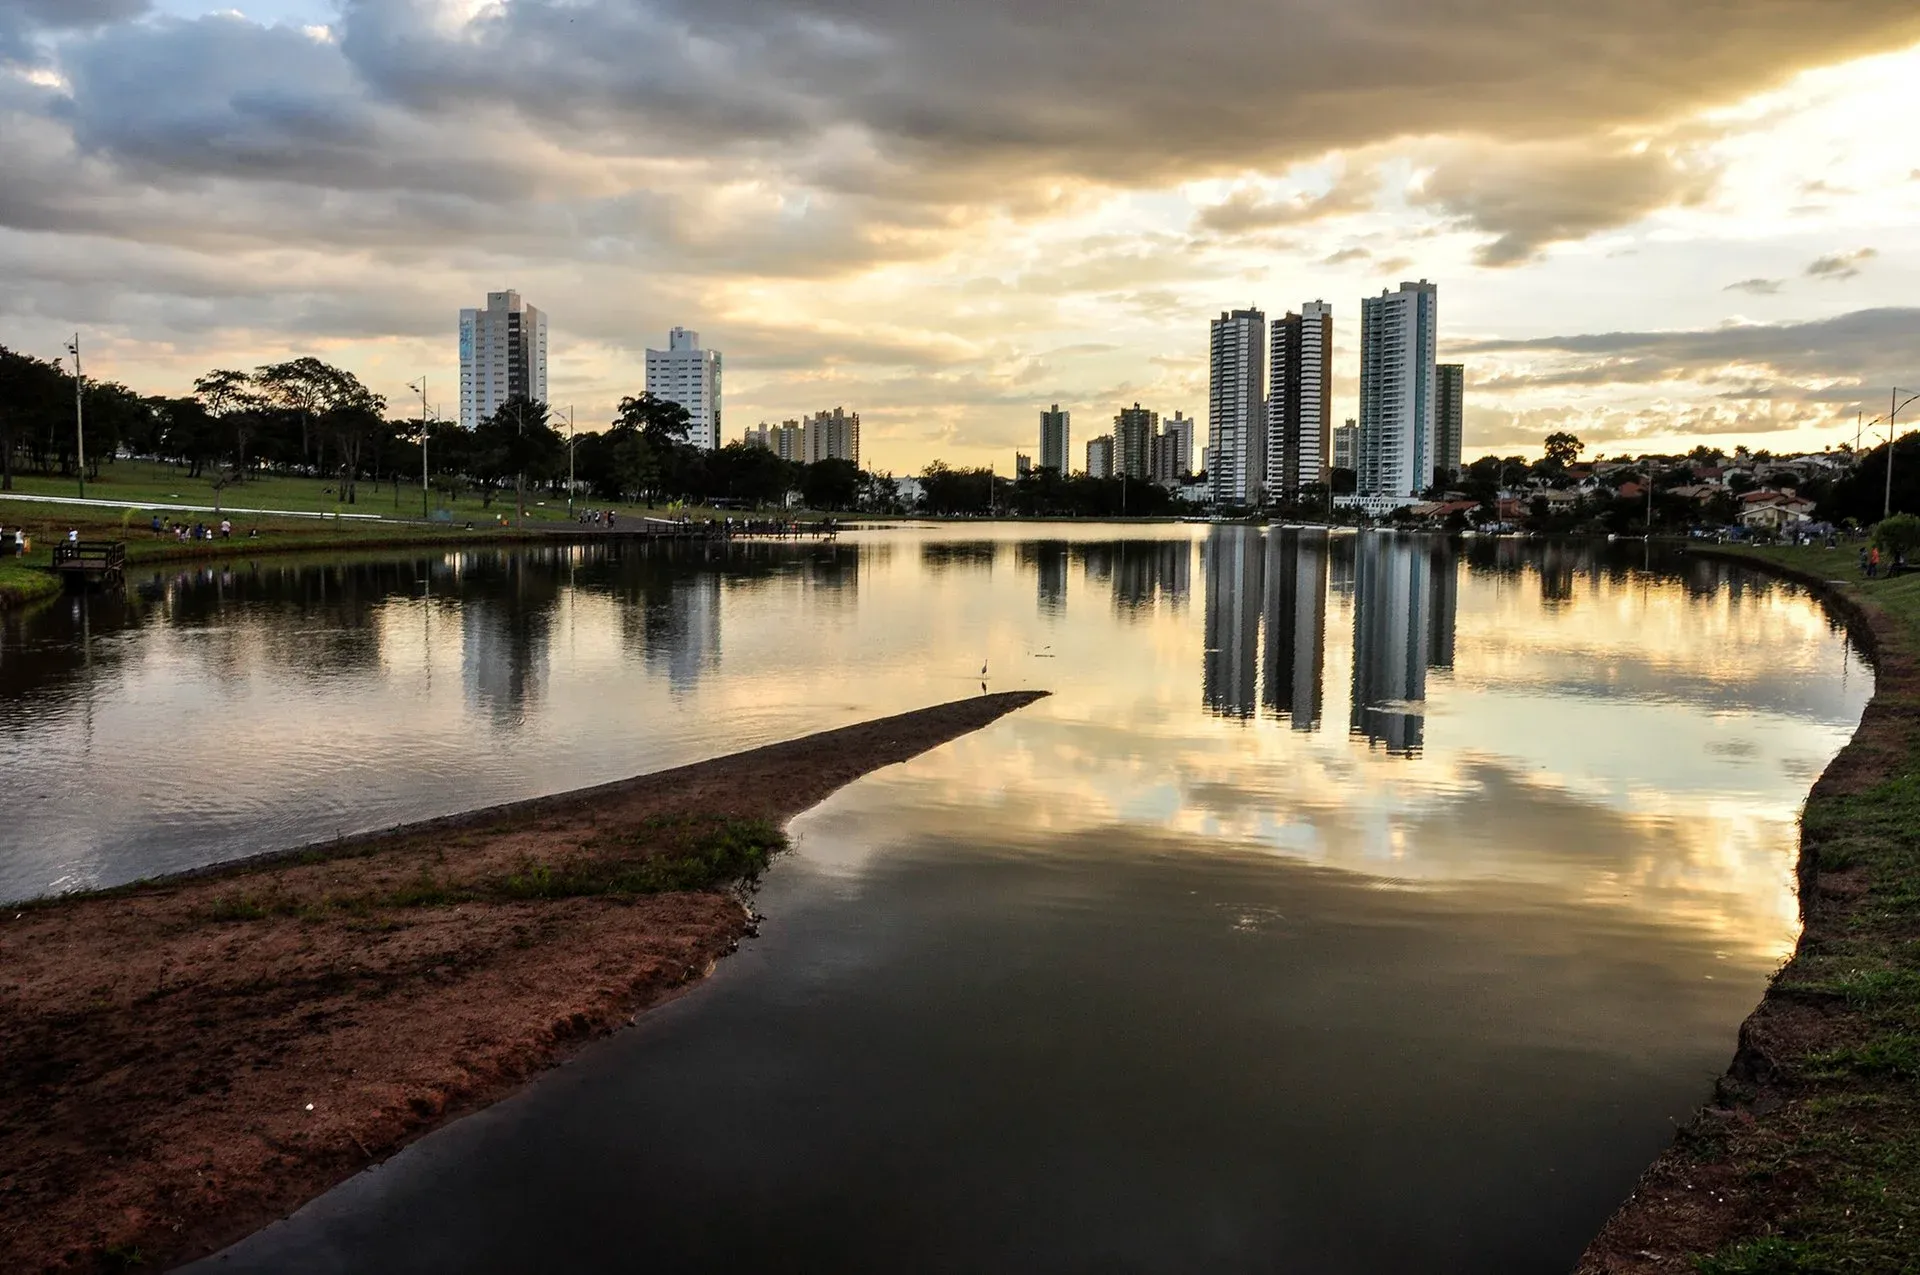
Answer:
[1869,546,1881,578]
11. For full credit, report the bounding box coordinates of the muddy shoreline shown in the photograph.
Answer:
[0,692,1046,1273]
[1577,548,1914,1271]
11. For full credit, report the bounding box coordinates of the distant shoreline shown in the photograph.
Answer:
[0,692,1047,1273]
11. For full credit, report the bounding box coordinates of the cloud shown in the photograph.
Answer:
[1725,278,1783,295]
[1321,247,1371,266]
[1805,248,1876,280]
[1415,138,1719,266]
[1456,308,1920,409]
[1194,168,1376,234]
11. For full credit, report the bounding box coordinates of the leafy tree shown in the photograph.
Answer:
[801,457,861,510]
[1543,431,1585,469]
[475,396,564,515]
[614,393,692,450]
[1328,466,1358,496]
[1872,512,1920,560]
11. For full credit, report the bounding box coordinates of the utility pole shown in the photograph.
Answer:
[514,399,525,530]
[67,333,85,499]
[1885,389,1920,522]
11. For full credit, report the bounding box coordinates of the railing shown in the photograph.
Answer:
[51,541,127,575]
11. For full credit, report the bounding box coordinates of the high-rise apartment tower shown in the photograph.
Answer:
[803,407,860,465]
[1115,403,1158,481]
[1435,364,1464,486]
[1332,420,1358,473]
[1267,301,1333,497]
[645,327,722,451]
[1155,413,1195,484]
[1357,282,1438,507]
[1040,405,1071,473]
[1086,435,1115,480]
[459,290,548,429]
[1209,309,1266,506]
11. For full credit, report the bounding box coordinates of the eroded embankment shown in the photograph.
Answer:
[0,691,1046,1274]
[1578,549,1920,1273]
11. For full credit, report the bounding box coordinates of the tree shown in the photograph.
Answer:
[614,393,692,450]
[193,368,266,485]
[476,396,563,520]
[256,357,353,467]
[1543,431,1584,469]
[801,458,861,510]
[0,346,69,490]
[1872,512,1920,560]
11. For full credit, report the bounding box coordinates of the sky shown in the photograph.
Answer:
[2,0,1919,475]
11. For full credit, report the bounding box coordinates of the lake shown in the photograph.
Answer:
[0,526,1869,1271]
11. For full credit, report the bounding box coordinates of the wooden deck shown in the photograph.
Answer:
[51,540,127,587]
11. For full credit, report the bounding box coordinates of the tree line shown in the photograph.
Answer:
[0,347,905,512]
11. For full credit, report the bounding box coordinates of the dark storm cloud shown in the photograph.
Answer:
[1458,308,1920,401]
[29,0,1920,243]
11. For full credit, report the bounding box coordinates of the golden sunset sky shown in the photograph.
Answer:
[3,0,1918,472]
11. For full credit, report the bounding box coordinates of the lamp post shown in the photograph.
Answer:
[562,404,576,520]
[407,378,429,520]
[1884,388,1920,522]
[66,334,85,499]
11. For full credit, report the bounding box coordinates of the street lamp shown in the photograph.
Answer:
[65,333,85,499]
[561,404,576,520]
[407,378,429,520]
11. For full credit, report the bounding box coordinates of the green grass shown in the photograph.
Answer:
[2,458,812,526]
[196,816,787,921]
[0,560,61,608]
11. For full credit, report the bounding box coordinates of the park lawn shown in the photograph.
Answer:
[0,560,61,609]
[2,458,800,526]
[1644,543,1920,1274]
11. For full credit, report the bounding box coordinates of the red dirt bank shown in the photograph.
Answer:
[0,692,1046,1273]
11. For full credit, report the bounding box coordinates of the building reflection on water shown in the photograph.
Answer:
[1350,533,1457,756]
[1202,528,1458,756]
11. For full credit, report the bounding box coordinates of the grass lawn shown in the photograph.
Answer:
[0,560,62,609]
[1595,542,1920,1274]
[1,458,805,526]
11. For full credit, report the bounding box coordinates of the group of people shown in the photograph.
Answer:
[1860,545,1906,578]
[576,509,620,527]
[151,515,234,541]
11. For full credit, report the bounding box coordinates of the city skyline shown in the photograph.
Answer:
[3,3,1917,473]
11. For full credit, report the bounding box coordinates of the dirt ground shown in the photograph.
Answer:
[0,691,1045,1273]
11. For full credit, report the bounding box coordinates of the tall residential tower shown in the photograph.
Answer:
[1040,405,1071,473]
[1357,282,1438,509]
[1209,309,1266,506]
[1115,403,1158,481]
[1266,300,1333,498]
[1435,364,1465,486]
[645,327,723,450]
[459,290,548,429]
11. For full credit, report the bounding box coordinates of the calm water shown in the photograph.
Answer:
[0,527,1868,1271]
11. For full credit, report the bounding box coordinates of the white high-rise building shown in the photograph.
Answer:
[645,327,722,450]
[1357,282,1438,510]
[1266,301,1333,496]
[458,290,548,429]
[1209,309,1266,506]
